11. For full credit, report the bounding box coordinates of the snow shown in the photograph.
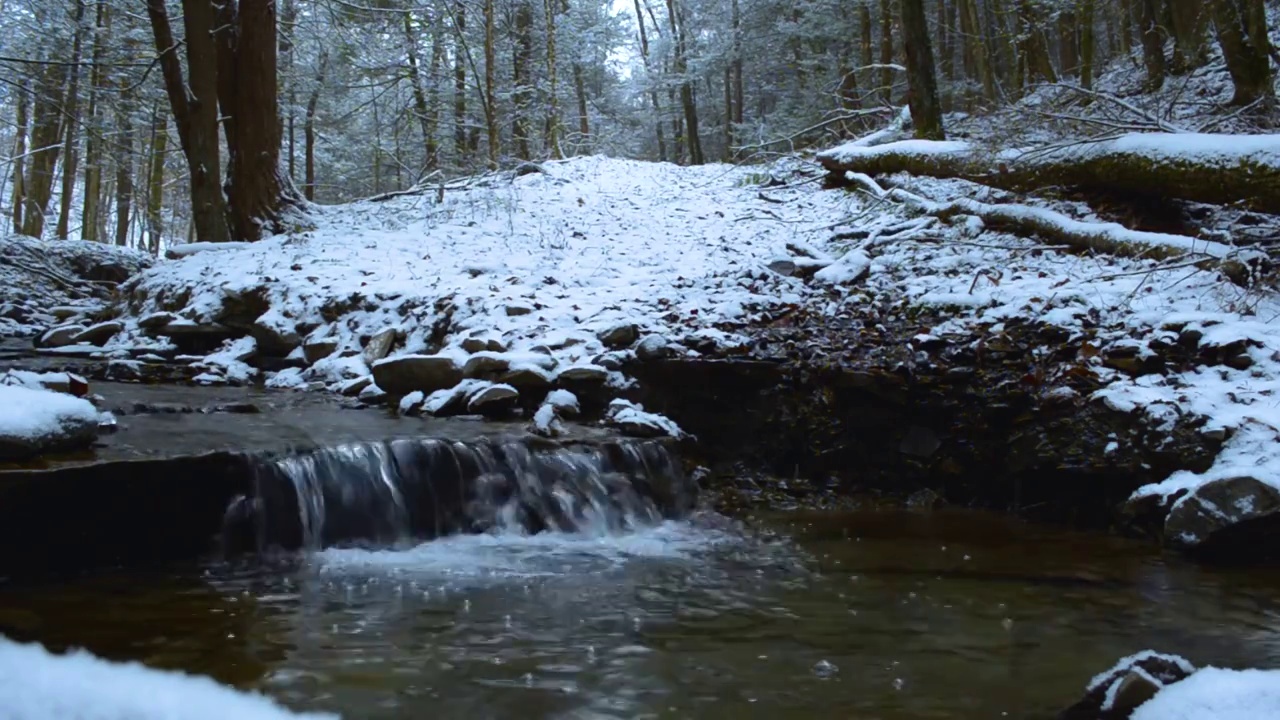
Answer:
[164,241,255,258]
[817,137,971,165]
[1066,132,1280,169]
[0,639,336,720]
[813,249,872,285]
[605,399,686,439]
[1087,651,1196,693]
[0,385,100,441]
[1132,667,1280,720]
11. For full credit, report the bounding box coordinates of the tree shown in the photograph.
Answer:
[901,0,944,139]
[1210,0,1274,108]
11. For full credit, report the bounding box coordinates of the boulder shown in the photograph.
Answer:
[1162,476,1280,553]
[371,354,464,395]
[1059,651,1195,720]
[37,325,85,348]
[635,334,673,361]
[500,365,553,390]
[358,383,388,404]
[593,351,631,371]
[463,351,511,378]
[467,383,519,417]
[555,364,609,384]
[0,386,103,461]
[138,311,179,331]
[598,323,639,349]
[398,391,426,416]
[339,376,374,397]
[505,303,534,317]
[303,339,339,364]
[362,328,397,365]
[544,389,580,416]
[249,315,302,357]
[71,321,123,347]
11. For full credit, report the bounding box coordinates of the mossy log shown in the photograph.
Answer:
[817,134,1280,215]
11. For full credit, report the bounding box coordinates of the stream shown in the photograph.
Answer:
[6,508,1280,719]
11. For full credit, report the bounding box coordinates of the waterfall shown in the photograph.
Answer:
[225,438,695,552]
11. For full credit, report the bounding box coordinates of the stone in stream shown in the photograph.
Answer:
[1161,476,1280,555]
[500,364,553,391]
[634,334,673,361]
[339,376,374,397]
[71,321,123,347]
[0,386,102,461]
[466,383,519,417]
[597,323,639,349]
[1058,651,1195,720]
[371,354,464,395]
[36,324,85,348]
[555,364,609,384]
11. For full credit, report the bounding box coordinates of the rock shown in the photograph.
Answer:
[1163,476,1280,553]
[303,339,339,364]
[899,426,942,458]
[363,328,397,365]
[358,383,388,404]
[37,325,85,348]
[463,351,511,378]
[399,391,426,416]
[467,383,519,417]
[138,311,179,331]
[339,376,374,397]
[371,354,464,395]
[0,386,101,460]
[598,323,639,349]
[529,403,564,438]
[555,364,609,384]
[514,161,546,176]
[544,389,580,416]
[460,337,488,353]
[49,306,87,321]
[1224,352,1253,370]
[1059,651,1195,720]
[249,315,302,357]
[501,365,553,390]
[905,488,944,510]
[71,321,123,347]
[505,303,535,317]
[604,399,686,439]
[635,334,673,361]
[593,351,631,371]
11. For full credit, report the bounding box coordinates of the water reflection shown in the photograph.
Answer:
[4,509,1280,719]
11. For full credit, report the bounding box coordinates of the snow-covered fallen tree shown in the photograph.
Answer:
[818,133,1280,215]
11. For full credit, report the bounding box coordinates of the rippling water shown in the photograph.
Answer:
[6,509,1280,719]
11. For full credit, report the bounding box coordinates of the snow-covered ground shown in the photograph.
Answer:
[73,150,1277,512]
[0,639,335,720]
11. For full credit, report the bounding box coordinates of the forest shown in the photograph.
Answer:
[1,0,1270,251]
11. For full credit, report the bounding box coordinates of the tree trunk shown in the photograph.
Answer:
[9,80,29,235]
[56,0,88,240]
[1058,8,1080,77]
[453,4,468,163]
[81,0,107,242]
[1210,0,1274,107]
[633,0,666,161]
[1079,0,1096,90]
[1138,0,1167,90]
[878,0,894,102]
[959,0,996,102]
[512,0,534,160]
[304,53,328,202]
[281,0,297,182]
[426,15,443,170]
[731,0,743,127]
[483,0,499,169]
[226,0,303,242]
[544,0,561,158]
[1014,0,1058,90]
[114,55,136,247]
[1167,0,1207,72]
[146,0,230,244]
[901,0,945,139]
[404,11,436,168]
[146,106,167,253]
[20,62,68,239]
[572,63,590,152]
[938,0,955,108]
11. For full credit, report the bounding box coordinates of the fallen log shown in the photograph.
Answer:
[817,133,1280,215]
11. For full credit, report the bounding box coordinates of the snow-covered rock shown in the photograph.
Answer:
[634,334,673,361]
[556,364,609,384]
[1061,650,1196,720]
[813,250,872,285]
[71,321,123,346]
[0,385,104,460]
[37,324,85,348]
[544,389,580,416]
[0,639,335,720]
[371,354,464,395]
[362,328,397,365]
[604,399,686,439]
[597,323,639,349]
[467,383,519,416]
[1131,667,1280,720]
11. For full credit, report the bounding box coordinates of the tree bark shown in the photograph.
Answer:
[56,0,88,240]
[146,0,230,244]
[1138,0,1167,90]
[633,0,666,161]
[1167,0,1207,72]
[304,53,328,202]
[453,4,468,164]
[483,0,499,169]
[1209,0,1274,107]
[901,0,945,139]
[572,63,591,153]
[512,0,534,160]
[146,106,167,253]
[404,11,437,168]
[544,0,561,158]
[9,80,29,235]
[81,0,107,242]
[878,0,894,102]
[1079,0,1096,90]
[668,0,703,164]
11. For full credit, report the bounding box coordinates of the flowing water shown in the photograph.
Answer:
[4,441,1280,719]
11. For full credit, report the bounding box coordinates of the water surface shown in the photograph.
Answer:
[5,509,1280,719]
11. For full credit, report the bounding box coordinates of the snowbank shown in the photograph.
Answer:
[0,639,337,720]
[1132,667,1280,720]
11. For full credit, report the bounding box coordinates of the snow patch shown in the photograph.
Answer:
[1132,667,1280,720]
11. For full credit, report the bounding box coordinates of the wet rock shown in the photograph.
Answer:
[303,339,339,364]
[598,323,639,349]
[899,425,942,458]
[399,390,426,416]
[501,365,553,391]
[138,311,179,331]
[371,354,464,395]
[635,334,673,361]
[339,376,374,397]
[905,488,944,510]
[0,387,101,461]
[71,321,123,347]
[358,382,388,404]
[594,351,630,371]
[362,328,397,365]
[463,351,510,378]
[555,364,609,384]
[1162,476,1280,553]
[37,324,85,348]
[1059,651,1195,720]
[467,383,519,417]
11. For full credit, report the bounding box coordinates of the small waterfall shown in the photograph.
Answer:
[225,438,696,552]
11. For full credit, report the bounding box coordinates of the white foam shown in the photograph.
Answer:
[313,521,733,581]
[0,639,338,720]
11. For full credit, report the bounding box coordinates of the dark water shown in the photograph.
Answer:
[4,509,1280,719]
